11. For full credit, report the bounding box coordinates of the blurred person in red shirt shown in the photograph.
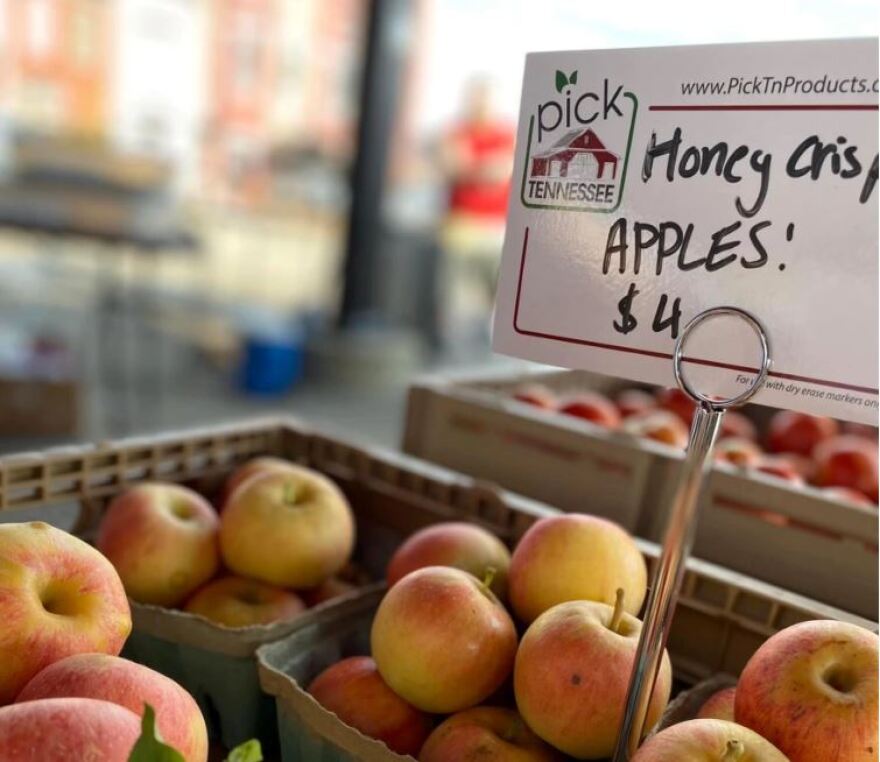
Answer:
[437,77,515,344]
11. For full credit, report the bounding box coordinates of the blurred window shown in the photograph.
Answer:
[26,0,54,59]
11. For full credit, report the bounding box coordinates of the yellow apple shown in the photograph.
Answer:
[0,522,131,704]
[184,575,306,628]
[632,719,787,761]
[220,466,355,588]
[514,594,671,759]
[371,566,517,714]
[735,620,878,762]
[508,514,647,623]
[96,483,220,607]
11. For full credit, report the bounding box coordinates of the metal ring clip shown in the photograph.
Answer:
[673,306,771,409]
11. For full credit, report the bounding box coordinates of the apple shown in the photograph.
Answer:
[220,465,355,588]
[371,566,517,713]
[696,686,737,722]
[514,593,672,759]
[419,706,563,762]
[0,522,131,704]
[719,412,758,442]
[386,521,511,599]
[221,456,298,508]
[631,719,788,761]
[96,483,219,607]
[183,575,306,628]
[558,392,621,428]
[0,697,141,761]
[714,438,762,468]
[767,411,839,457]
[822,486,875,506]
[750,456,805,485]
[16,653,208,762]
[300,576,359,607]
[656,387,697,425]
[812,435,878,501]
[616,389,656,419]
[307,656,431,756]
[508,513,646,624]
[623,410,689,449]
[735,619,878,762]
[512,384,558,410]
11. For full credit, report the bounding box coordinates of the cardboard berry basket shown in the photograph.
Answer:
[0,416,549,751]
[256,566,874,762]
[404,368,879,618]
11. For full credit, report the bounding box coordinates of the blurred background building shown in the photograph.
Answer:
[0,0,873,449]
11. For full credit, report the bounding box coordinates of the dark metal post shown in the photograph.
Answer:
[338,0,412,327]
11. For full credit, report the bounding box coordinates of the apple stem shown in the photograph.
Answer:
[722,740,745,761]
[482,566,497,591]
[609,588,625,633]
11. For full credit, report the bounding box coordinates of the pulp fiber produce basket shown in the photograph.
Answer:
[0,416,553,751]
[256,565,875,762]
[404,367,879,618]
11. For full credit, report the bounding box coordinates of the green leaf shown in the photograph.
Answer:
[226,739,263,762]
[569,70,578,85]
[127,705,186,762]
[555,69,568,93]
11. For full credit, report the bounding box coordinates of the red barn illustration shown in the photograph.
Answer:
[530,128,619,180]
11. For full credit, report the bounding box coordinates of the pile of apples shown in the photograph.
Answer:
[302,514,878,760]
[0,521,209,761]
[95,457,361,628]
[513,384,879,505]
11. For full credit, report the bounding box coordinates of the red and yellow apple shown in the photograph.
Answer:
[0,697,141,761]
[656,387,696,425]
[767,411,839,457]
[696,686,737,722]
[0,522,131,704]
[96,483,219,607]
[632,719,787,761]
[220,465,355,588]
[508,514,647,624]
[301,576,359,607]
[623,410,689,449]
[419,706,563,762]
[386,521,511,599]
[371,566,517,713]
[751,456,805,485]
[714,438,762,468]
[307,656,431,756]
[221,456,297,508]
[812,435,878,501]
[16,653,207,761]
[559,392,621,429]
[512,385,558,410]
[735,619,878,762]
[514,594,672,759]
[719,412,758,442]
[183,575,305,628]
[616,389,656,419]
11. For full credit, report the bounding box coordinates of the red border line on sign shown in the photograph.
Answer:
[649,104,879,111]
[511,226,879,395]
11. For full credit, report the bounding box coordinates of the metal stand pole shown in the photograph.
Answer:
[613,306,771,761]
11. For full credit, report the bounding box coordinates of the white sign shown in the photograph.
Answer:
[493,38,879,424]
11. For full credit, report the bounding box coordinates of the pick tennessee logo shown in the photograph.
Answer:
[520,70,638,212]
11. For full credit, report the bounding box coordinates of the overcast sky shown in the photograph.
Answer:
[418,0,879,130]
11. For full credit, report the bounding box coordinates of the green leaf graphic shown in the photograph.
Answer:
[127,704,186,762]
[569,70,578,85]
[555,69,568,92]
[226,739,263,762]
